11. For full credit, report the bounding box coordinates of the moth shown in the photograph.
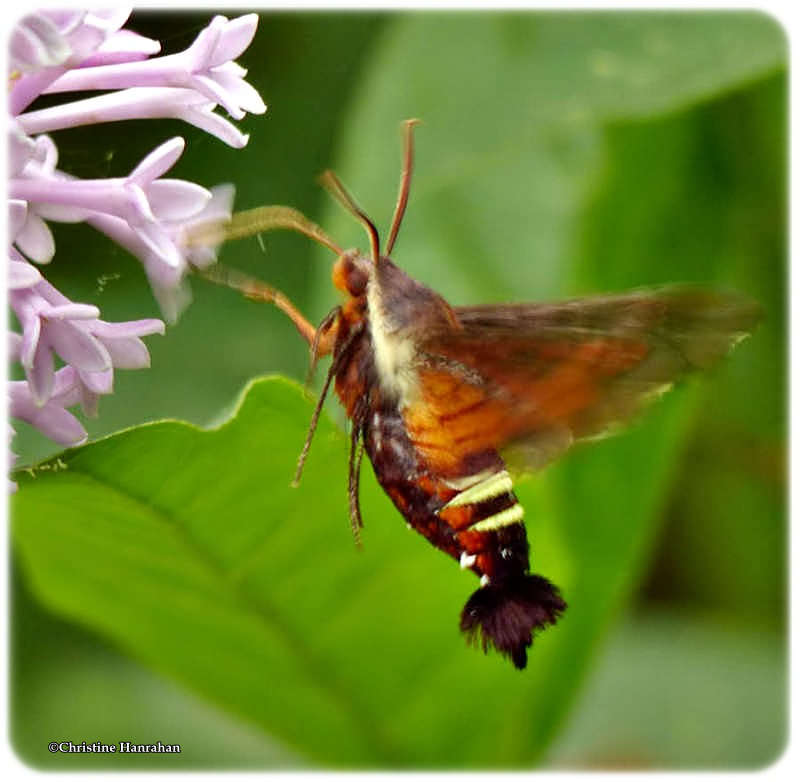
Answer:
[191,120,760,669]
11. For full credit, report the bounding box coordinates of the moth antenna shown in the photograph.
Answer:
[319,170,381,265]
[198,264,316,345]
[184,205,343,256]
[293,322,365,487]
[385,118,421,256]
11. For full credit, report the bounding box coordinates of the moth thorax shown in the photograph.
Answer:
[332,250,371,297]
[366,276,419,407]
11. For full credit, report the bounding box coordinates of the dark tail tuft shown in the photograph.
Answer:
[460,574,566,669]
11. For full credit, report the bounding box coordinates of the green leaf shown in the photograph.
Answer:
[12,376,695,767]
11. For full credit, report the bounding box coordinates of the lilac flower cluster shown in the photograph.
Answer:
[8,9,266,473]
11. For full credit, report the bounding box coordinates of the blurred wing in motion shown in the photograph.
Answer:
[407,287,761,473]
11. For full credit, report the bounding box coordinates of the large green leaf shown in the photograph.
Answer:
[12,376,694,767]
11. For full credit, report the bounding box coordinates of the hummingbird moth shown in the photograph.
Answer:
[192,120,760,669]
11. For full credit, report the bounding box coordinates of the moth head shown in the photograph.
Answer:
[323,119,420,296]
[332,249,372,297]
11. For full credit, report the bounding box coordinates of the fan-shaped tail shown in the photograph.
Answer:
[460,574,566,669]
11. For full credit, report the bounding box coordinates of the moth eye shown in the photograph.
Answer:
[332,251,369,297]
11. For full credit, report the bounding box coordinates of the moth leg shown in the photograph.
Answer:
[348,423,365,548]
[306,307,341,386]
[198,264,318,345]
[293,320,365,489]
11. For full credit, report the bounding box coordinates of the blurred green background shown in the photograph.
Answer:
[10,10,786,770]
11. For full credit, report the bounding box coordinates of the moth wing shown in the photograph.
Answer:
[410,286,760,473]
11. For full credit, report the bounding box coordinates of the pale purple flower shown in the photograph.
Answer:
[66,318,165,418]
[9,11,82,73]
[8,199,29,240]
[10,273,164,405]
[12,280,108,405]
[8,119,42,177]
[10,368,89,447]
[87,183,235,322]
[40,15,265,120]
[7,9,265,474]
[8,332,85,446]
[78,28,161,68]
[8,130,62,263]
[18,86,252,148]
[11,135,212,271]
[15,13,264,148]
[9,9,134,115]
[8,258,43,290]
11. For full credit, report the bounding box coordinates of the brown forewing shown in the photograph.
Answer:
[404,286,760,474]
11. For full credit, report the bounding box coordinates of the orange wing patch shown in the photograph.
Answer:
[404,337,649,474]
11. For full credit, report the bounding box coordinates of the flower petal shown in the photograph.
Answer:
[51,365,80,398]
[211,64,266,114]
[19,133,59,176]
[8,124,37,176]
[15,213,56,264]
[33,201,93,222]
[9,13,72,72]
[133,218,184,269]
[80,29,160,67]
[101,336,151,368]
[8,199,29,238]
[44,319,111,372]
[40,9,88,36]
[31,403,88,446]
[9,379,87,445]
[128,136,185,185]
[17,305,41,368]
[198,183,235,221]
[189,73,245,119]
[208,14,258,67]
[77,367,114,394]
[149,277,192,325]
[34,133,59,172]
[90,318,165,339]
[82,8,132,35]
[34,276,72,307]
[146,179,211,221]
[78,386,101,418]
[8,260,42,290]
[9,332,23,361]
[183,15,225,71]
[27,335,55,405]
[178,103,249,148]
[39,303,100,320]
